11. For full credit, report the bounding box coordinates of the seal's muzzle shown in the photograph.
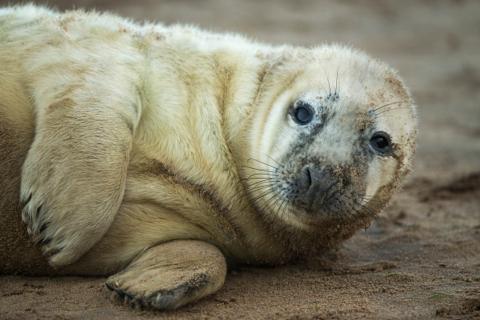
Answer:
[296,165,343,213]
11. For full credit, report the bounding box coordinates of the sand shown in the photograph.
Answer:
[1,0,479,319]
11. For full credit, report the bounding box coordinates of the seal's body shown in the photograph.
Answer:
[0,5,417,309]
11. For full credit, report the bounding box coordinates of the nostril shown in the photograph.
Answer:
[304,167,312,188]
[297,166,313,193]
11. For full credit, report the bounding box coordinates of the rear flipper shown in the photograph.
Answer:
[105,240,227,310]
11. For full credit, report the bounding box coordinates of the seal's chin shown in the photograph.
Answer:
[288,193,366,227]
[292,187,367,219]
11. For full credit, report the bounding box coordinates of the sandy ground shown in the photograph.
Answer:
[1,0,479,319]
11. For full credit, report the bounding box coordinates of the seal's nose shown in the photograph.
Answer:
[297,165,338,208]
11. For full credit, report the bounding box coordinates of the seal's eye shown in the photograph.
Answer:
[370,131,392,155]
[292,101,314,125]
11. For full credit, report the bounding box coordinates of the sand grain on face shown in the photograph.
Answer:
[1,0,479,319]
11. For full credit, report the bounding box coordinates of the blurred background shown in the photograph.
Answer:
[1,1,479,319]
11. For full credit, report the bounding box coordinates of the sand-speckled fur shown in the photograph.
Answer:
[0,4,417,282]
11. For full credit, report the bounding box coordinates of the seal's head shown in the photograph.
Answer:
[244,45,417,235]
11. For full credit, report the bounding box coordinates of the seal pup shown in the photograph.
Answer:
[0,5,417,309]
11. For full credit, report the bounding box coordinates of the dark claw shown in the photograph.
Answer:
[116,289,125,300]
[124,292,134,300]
[105,282,114,291]
[35,205,43,219]
[44,247,62,257]
[39,222,48,233]
[21,193,32,207]
[131,299,144,310]
[114,288,136,305]
[39,237,51,245]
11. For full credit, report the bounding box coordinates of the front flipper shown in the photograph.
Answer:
[105,240,227,310]
[21,96,138,267]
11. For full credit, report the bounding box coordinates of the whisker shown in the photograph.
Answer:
[324,182,340,202]
[241,153,291,217]
[240,178,269,183]
[242,165,276,173]
[374,106,412,117]
[334,67,340,95]
[257,192,277,215]
[267,193,281,215]
[242,189,272,213]
[324,69,332,96]
[275,197,287,219]
[275,196,285,217]
[266,155,281,166]
[267,191,283,214]
[240,174,273,181]
[248,183,278,194]
[279,197,290,219]
[249,188,274,204]
[244,173,274,179]
[247,181,274,190]
[248,176,275,183]
[247,177,278,188]
[372,100,408,113]
[247,158,278,170]
[335,193,370,215]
